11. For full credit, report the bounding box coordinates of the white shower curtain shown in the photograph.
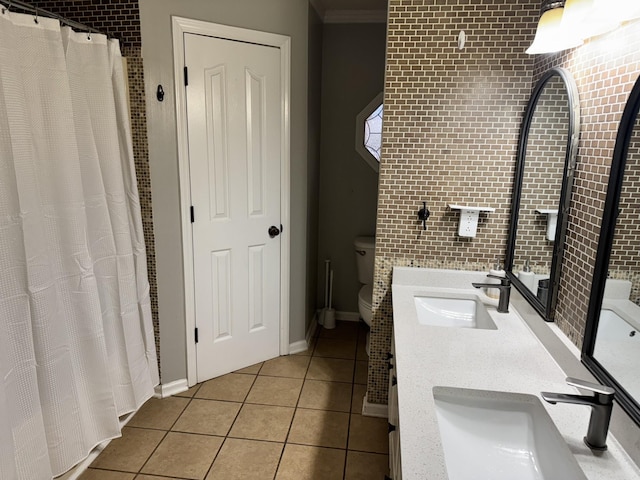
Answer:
[0,10,159,480]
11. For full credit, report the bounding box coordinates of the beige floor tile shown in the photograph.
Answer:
[298,379,352,412]
[141,432,223,479]
[354,361,368,385]
[79,469,135,480]
[206,438,283,480]
[90,427,165,473]
[275,444,345,480]
[172,399,241,436]
[195,373,255,402]
[234,362,263,374]
[245,375,303,407]
[344,450,390,479]
[126,397,189,430]
[175,384,201,398]
[288,408,349,449]
[135,476,175,480]
[318,320,359,340]
[348,414,389,454]
[259,355,310,378]
[228,404,294,442]
[356,333,369,361]
[314,337,357,359]
[351,384,366,414]
[306,357,354,383]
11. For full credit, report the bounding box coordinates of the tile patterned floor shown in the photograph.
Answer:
[81,321,389,480]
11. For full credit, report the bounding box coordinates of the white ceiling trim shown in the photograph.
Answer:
[323,9,387,23]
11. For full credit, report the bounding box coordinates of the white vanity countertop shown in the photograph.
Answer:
[391,267,640,480]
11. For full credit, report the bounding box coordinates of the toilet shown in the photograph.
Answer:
[354,236,375,354]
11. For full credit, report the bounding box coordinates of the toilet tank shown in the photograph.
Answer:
[354,236,376,285]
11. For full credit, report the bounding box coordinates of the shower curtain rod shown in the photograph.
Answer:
[0,0,105,35]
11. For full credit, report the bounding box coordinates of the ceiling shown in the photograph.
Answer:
[318,0,388,9]
[310,0,388,23]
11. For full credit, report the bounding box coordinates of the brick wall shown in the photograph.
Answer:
[31,0,141,53]
[369,0,539,404]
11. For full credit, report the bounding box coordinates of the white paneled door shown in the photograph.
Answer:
[185,33,282,382]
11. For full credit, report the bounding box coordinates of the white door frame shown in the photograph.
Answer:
[172,16,291,387]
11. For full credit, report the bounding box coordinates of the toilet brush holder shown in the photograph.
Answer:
[323,308,336,329]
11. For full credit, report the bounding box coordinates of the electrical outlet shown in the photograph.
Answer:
[458,210,479,237]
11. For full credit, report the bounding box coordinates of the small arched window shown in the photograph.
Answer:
[355,92,383,173]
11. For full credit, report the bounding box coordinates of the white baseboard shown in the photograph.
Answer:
[306,313,318,343]
[362,393,388,418]
[154,378,189,398]
[336,311,360,322]
[289,339,309,354]
[289,312,318,354]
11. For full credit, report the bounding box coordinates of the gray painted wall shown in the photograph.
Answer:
[307,8,323,334]
[139,0,311,383]
[317,24,386,313]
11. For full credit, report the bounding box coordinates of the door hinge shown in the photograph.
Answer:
[194,327,198,343]
[184,66,189,86]
[190,206,195,223]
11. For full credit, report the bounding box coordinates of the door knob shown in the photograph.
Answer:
[268,225,280,238]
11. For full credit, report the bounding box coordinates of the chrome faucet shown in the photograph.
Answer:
[472,274,511,313]
[541,377,615,451]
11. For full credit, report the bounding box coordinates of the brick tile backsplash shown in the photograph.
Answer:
[31,0,141,51]
[369,0,539,404]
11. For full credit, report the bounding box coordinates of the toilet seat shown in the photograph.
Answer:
[358,284,373,326]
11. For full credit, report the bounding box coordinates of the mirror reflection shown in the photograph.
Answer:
[592,110,640,403]
[583,74,640,425]
[507,68,579,321]
[513,75,568,298]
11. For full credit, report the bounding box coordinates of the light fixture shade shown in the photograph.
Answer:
[526,7,584,54]
[617,0,640,22]
[562,0,620,40]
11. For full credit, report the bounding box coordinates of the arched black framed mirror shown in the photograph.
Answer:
[582,75,640,426]
[506,67,580,321]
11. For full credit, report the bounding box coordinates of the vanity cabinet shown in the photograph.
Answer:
[388,334,402,479]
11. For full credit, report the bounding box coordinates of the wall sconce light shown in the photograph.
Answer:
[526,1,583,54]
[528,0,640,55]
[618,0,640,23]
[561,0,620,42]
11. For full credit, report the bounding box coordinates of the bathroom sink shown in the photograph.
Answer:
[413,294,496,329]
[433,387,587,480]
